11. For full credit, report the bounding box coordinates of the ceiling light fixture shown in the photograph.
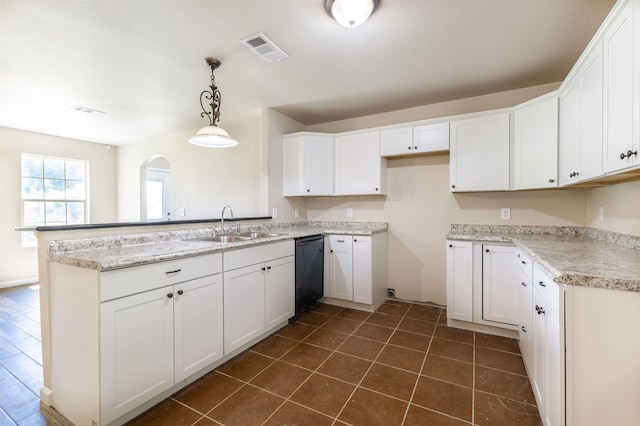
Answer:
[326,0,379,28]
[188,57,238,148]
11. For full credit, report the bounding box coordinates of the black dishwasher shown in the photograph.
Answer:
[293,235,324,319]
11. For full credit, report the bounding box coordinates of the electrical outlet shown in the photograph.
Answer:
[178,208,185,217]
[501,208,511,220]
[598,207,604,222]
[347,208,353,218]
[272,207,278,219]
[294,208,300,218]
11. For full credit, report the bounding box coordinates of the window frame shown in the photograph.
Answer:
[20,153,90,246]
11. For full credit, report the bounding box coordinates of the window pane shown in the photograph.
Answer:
[66,202,85,224]
[65,180,85,200]
[65,161,86,181]
[23,201,45,225]
[22,155,43,178]
[22,177,44,199]
[44,179,65,200]
[44,158,64,179]
[45,202,66,224]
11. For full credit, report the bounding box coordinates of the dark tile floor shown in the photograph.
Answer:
[130,300,542,426]
[0,285,541,426]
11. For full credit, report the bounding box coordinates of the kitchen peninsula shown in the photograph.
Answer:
[36,219,388,426]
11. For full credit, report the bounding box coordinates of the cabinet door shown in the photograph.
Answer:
[559,81,581,186]
[223,264,266,354]
[578,41,604,181]
[450,112,510,192]
[325,236,353,301]
[265,256,295,331]
[413,122,450,153]
[518,270,534,373]
[335,131,386,195]
[532,288,548,409]
[445,240,473,322]
[352,236,372,305]
[380,127,413,156]
[603,1,638,173]
[100,287,174,424]
[513,97,559,190]
[174,275,223,383]
[283,133,333,196]
[482,245,518,326]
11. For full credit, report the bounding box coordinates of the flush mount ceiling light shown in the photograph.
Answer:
[188,57,238,148]
[326,0,379,28]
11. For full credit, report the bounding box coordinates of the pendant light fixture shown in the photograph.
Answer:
[188,57,238,148]
[326,0,379,28]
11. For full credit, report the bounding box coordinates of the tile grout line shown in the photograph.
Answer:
[330,302,415,425]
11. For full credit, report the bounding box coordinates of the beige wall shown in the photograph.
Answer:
[117,110,265,221]
[298,83,589,305]
[264,108,307,223]
[586,180,640,236]
[0,127,117,285]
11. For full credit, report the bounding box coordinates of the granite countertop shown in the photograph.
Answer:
[447,225,640,292]
[48,221,388,271]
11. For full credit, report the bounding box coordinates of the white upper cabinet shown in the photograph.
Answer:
[513,95,559,190]
[380,127,413,156]
[380,122,449,157]
[283,132,334,196]
[559,41,604,185]
[334,131,387,195]
[603,0,639,173]
[450,111,511,192]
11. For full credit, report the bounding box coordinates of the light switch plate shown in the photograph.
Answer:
[347,208,353,218]
[598,207,604,222]
[294,208,300,218]
[501,208,511,220]
[272,208,278,219]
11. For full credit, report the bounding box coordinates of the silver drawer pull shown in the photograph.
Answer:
[337,239,345,243]
[165,269,182,276]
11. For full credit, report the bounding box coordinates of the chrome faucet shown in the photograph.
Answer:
[220,205,234,235]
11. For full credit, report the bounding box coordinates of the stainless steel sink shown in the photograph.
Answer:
[238,232,282,239]
[191,235,251,243]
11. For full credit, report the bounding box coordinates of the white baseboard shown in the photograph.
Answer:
[0,277,39,290]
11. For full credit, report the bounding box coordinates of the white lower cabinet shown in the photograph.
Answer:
[445,240,517,330]
[324,233,387,309]
[100,274,223,424]
[481,245,519,326]
[530,264,564,426]
[223,241,295,354]
[517,251,534,374]
[445,240,473,322]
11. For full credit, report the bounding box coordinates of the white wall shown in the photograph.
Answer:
[0,127,117,285]
[295,83,589,305]
[117,110,264,221]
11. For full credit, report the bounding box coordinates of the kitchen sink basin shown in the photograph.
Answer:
[237,232,283,239]
[191,235,251,243]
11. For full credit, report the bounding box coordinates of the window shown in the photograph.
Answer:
[21,154,88,246]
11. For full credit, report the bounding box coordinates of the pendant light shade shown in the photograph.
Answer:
[188,57,238,148]
[326,0,379,28]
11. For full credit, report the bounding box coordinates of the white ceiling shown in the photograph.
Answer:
[0,0,616,146]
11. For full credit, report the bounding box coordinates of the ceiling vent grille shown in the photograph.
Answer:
[240,32,288,63]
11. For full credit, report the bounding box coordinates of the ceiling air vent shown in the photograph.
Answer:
[240,32,288,63]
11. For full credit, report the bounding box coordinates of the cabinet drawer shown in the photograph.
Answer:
[517,251,533,281]
[100,254,222,302]
[533,263,559,309]
[224,240,294,271]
